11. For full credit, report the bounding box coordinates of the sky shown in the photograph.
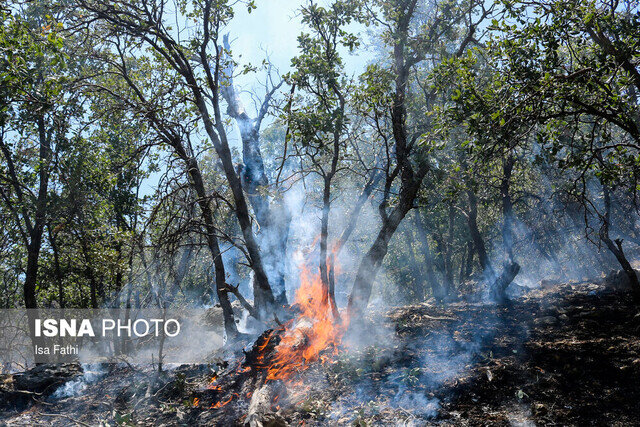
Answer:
[226,0,306,77]
[223,0,370,110]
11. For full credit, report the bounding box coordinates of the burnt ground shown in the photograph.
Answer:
[1,278,639,426]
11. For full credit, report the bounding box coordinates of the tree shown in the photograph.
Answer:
[0,7,70,309]
[286,0,363,317]
[220,34,290,306]
[76,0,278,318]
[444,0,640,298]
[347,0,490,317]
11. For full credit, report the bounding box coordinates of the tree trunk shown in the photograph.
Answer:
[325,170,382,310]
[195,102,276,318]
[432,234,449,294]
[492,263,521,302]
[24,243,41,310]
[413,211,445,301]
[601,185,640,301]
[459,241,468,284]
[445,202,455,286]
[48,227,64,308]
[501,156,515,262]
[603,237,640,301]
[347,220,398,319]
[347,182,423,318]
[463,240,474,281]
[318,83,345,319]
[466,188,495,280]
[24,116,52,310]
[167,244,194,304]
[319,176,339,318]
[79,234,99,309]
[229,104,290,306]
[214,37,285,311]
[493,155,520,301]
[185,157,238,338]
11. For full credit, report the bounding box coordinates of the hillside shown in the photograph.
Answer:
[2,274,639,426]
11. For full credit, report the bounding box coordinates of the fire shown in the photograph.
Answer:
[205,249,347,412]
[211,395,234,409]
[266,262,348,382]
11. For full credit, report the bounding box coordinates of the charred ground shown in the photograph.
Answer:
[1,275,639,426]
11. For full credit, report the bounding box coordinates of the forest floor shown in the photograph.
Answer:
[1,273,640,426]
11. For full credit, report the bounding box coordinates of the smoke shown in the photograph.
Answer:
[391,388,440,418]
[52,363,106,399]
[324,297,507,422]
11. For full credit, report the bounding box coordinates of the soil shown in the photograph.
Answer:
[1,277,639,426]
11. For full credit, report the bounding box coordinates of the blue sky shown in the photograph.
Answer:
[226,0,305,76]
[224,0,370,102]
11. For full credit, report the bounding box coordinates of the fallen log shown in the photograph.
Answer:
[244,383,287,427]
[0,363,82,410]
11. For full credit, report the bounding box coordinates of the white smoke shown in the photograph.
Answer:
[52,363,106,399]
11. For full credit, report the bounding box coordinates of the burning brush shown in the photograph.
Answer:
[266,263,349,382]
[205,260,348,419]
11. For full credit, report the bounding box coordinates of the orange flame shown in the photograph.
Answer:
[206,246,347,412]
[193,397,200,407]
[266,261,348,382]
[211,393,237,409]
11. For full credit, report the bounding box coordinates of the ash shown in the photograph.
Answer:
[1,276,640,426]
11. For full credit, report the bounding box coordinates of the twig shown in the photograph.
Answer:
[10,389,43,396]
[273,315,283,327]
[421,315,457,321]
[32,396,55,406]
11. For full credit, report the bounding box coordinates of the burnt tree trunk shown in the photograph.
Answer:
[601,185,640,301]
[221,34,289,307]
[466,188,496,280]
[492,155,520,301]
